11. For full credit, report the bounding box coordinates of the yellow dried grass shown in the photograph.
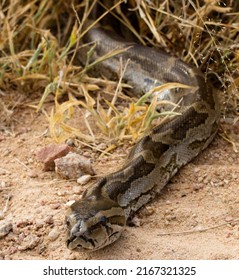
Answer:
[0,0,239,149]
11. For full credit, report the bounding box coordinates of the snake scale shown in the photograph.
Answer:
[65,23,220,251]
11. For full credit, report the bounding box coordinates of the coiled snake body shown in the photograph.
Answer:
[66,26,220,251]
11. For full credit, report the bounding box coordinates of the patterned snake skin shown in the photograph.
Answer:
[65,24,220,251]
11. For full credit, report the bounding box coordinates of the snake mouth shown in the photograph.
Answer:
[66,228,119,251]
[66,235,95,250]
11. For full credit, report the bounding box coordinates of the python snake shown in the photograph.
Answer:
[66,25,220,251]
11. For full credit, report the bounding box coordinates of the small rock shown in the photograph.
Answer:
[19,232,26,241]
[72,186,83,195]
[144,206,155,216]
[57,191,68,196]
[48,228,60,241]
[18,234,40,250]
[16,219,33,228]
[54,152,95,180]
[0,222,12,238]
[83,151,91,157]
[66,138,76,147]
[35,144,71,171]
[28,158,34,164]
[44,215,54,225]
[197,177,204,183]
[225,216,234,223]
[50,203,60,210]
[66,200,76,207]
[193,184,203,191]
[77,174,92,185]
[165,214,176,221]
[35,219,45,229]
[224,179,229,185]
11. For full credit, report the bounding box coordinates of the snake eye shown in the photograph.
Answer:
[99,216,107,225]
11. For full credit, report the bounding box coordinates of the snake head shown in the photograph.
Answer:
[66,196,126,250]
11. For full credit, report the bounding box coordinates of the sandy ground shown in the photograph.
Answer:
[0,105,239,260]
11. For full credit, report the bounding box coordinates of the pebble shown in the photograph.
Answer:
[224,179,229,184]
[35,219,45,229]
[16,219,33,228]
[44,215,54,225]
[197,177,204,183]
[66,200,76,207]
[54,152,95,180]
[144,206,155,216]
[77,174,92,185]
[18,232,26,241]
[165,214,176,221]
[28,158,34,164]
[1,181,6,188]
[57,191,68,196]
[72,186,83,195]
[66,138,75,147]
[48,228,60,241]
[225,216,233,223]
[193,184,203,191]
[83,151,91,157]
[0,222,12,238]
[35,144,71,171]
[18,234,40,251]
[50,203,61,210]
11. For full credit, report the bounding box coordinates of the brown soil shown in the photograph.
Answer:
[0,105,239,260]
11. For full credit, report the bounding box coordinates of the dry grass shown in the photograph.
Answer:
[0,0,239,148]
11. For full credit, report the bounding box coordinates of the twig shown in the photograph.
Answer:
[14,158,31,171]
[157,218,239,236]
[3,193,12,213]
[107,58,130,117]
